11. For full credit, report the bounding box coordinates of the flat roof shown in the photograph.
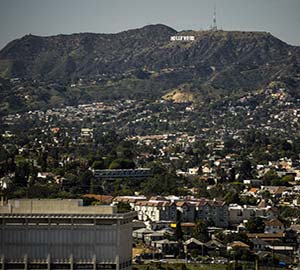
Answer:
[0,211,137,220]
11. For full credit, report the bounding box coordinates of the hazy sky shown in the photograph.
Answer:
[1,0,300,49]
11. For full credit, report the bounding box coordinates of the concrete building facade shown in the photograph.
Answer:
[193,199,229,228]
[0,199,136,270]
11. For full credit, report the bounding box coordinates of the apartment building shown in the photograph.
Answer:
[117,196,229,228]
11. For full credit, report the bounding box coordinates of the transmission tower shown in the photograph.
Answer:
[212,5,217,31]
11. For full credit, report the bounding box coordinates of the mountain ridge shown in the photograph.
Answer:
[1,24,299,80]
[0,24,300,115]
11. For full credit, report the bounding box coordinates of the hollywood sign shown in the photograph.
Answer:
[170,35,195,41]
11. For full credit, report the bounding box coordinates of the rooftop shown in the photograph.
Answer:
[265,218,284,227]
[0,199,118,215]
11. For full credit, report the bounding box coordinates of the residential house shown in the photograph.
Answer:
[264,219,285,234]
[133,228,154,241]
[247,232,285,246]
[250,238,268,251]
[184,238,207,256]
[145,232,165,245]
[227,241,250,252]
[151,239,179,257]
[206,239,226,257]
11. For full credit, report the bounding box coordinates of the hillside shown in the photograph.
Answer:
[0,24,300,115]
[0,24,177,80]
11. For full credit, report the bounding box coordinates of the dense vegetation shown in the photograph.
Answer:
[1,121,300,200]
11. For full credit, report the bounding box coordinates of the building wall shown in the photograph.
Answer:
[0,217,134,262]
[195,205,228,227]
[0,199,116,214]
[178,205,195,223]
[119,221,134,269]
[265,225,284,234]
[2,224,118,260]
[0,199,135,270]
[229,206,276,225]
[229,207,254,224]
[160,205,177,221]
[134,205,177,222]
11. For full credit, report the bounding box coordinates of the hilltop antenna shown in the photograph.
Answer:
[212,5,217,31]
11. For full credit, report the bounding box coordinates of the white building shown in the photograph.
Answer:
[134,200,177,222]
[130,197,228,228]
[0,199,136,270]
[228,204,277,225]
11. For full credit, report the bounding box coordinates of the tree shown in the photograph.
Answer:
[228,167,236,182]
[224,191,240,204]
[79,170,93,192]
[14,158,30,187]
[245,217,265,233]
[216,167,227,182]
[238,159,253,180]
[116,202,132,213]
[216,231,249,245]
[89,179,103,194]
[109,158,135,169]
[282,174,294,183]
[192,220,209,242]
[92,160,104,170]
[175,210,184,241]
[262,169,279,185]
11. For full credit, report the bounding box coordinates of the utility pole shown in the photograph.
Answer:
[255,256,259,270]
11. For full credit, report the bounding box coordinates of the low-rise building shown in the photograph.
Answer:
[264,218,285,234]
[184,238,207,256]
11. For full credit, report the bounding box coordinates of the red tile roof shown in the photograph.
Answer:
[229,241,250,248]
[247,232,285,240]
[82,194,113,203]
[135,200,174,207]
